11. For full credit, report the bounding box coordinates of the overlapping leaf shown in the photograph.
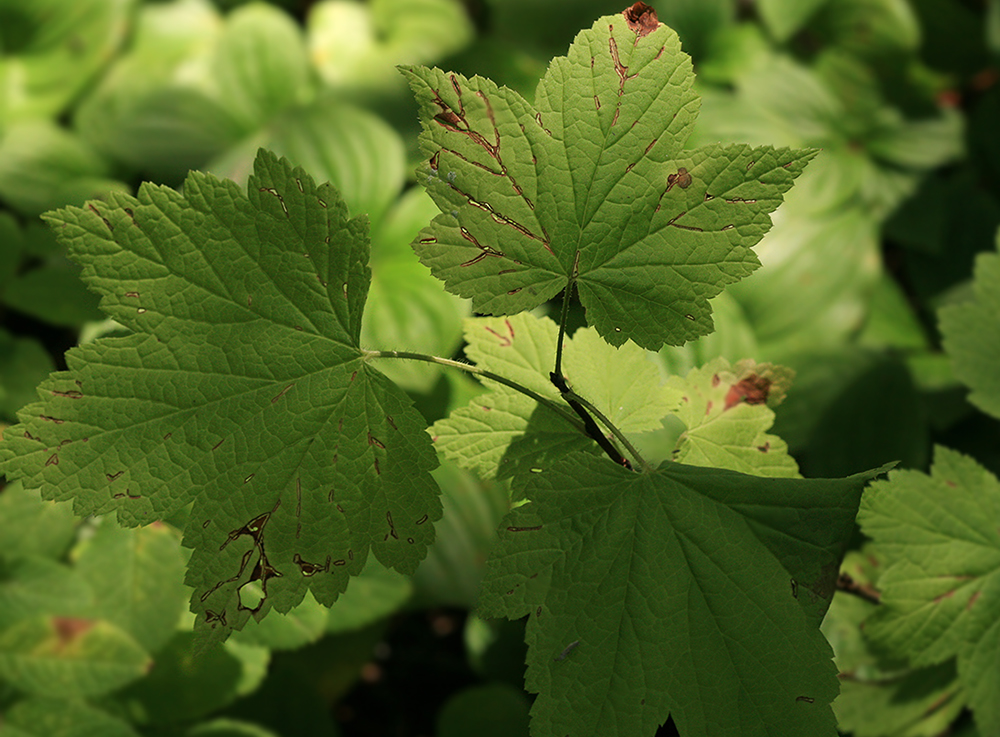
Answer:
[667,358,800,477]
[431,313,678,479]
[403,8,813,351]
[0,150,441,643]
[479,453,888,737]
[858,447,1000,735]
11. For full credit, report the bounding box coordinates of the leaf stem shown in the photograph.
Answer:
[552,262,578,382]
[363,350,583,431]
[564,389,652,472]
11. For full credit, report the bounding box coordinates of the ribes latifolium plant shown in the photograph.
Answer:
[0,3,908,737]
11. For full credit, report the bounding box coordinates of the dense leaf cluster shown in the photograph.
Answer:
[0,2,998,737]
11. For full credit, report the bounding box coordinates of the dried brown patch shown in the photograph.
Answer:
[724,375,772,410]
[623,2,659,37]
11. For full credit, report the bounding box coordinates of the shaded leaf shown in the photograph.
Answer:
[0,617,150,698]
[0,697,139,737]
[480,454,888,737]
[859,447,1000,735]
[939,240,1000,421]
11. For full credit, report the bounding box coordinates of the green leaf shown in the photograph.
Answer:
[325,557,411,633]
[364,189,469,392]
[0,0,135,122]
[0,557,93,631]
[939,239,1000,421]
[403,10,813,350]
[0,332,56,420]
[479,455,887,737]
[209,102,405,228]
[74,521,187,654]
[74,2,314,181]
[411,462,509,608]
[307,0,474,96]
[858,446,1000,735]
[209,3,315,132]
[231,590,329,650]
[0,150,441,643]
[834,662,965,737]
[110,632,269,725]
[0,121,128,217]
[0,697,140,737]
[0,482,77,560]
[182,719,280,737]
[431,312,678,479]
[821,550,967,737]
[666,358,800,477]
[2,266,103,327]
[435,683,531,737]
[757,0,831,42]
[0,617,150,698]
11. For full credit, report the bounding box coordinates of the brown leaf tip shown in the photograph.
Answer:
[623,2,660,37]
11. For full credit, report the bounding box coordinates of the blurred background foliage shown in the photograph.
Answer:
[0,1,997,735]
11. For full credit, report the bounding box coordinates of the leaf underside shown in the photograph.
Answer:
[0,150,442,643]
[403,12,814,351]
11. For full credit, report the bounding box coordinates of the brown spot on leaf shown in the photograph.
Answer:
[666,167,693,191]
[623,2,659,37]
[53,617,94,647]
[725,375,772,409]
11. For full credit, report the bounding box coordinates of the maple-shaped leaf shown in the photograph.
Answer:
[667,358,800,477]
[401,6,814,351]
[858,446,1000,735]
[0,150,441,643]
[432,313,678,479]
[479,453,888,737]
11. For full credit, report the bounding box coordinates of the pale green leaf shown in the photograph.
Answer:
[432,389,592,481]
[432,313,678,479]
[363,189,469,392]
[74,521,187,653]
[0,697,140,737]
[757,0,831,42]
[404,10,812,350]
[231,589,328,650]
[0,617,150,698]
[666,358,800,477]
[480,454,886,737]
[210,4,315,131]
[307,0,474,95]
[859,447,1000,734]
[0,150,441,643]
[0,557,93,631]
[0,482,77,560]
[939,240,1000,421]
[0,121,128,217]
[834,663,965,737]
[0,0,135,122]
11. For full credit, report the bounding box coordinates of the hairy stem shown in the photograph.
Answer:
[363,349,583,431]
